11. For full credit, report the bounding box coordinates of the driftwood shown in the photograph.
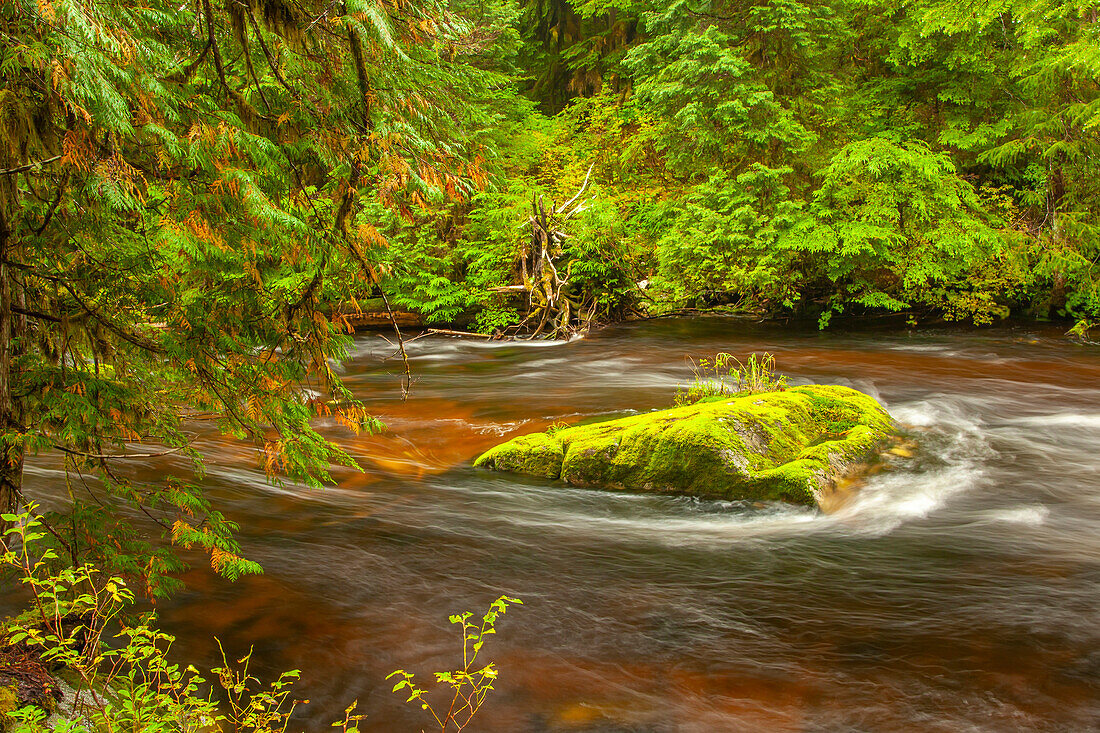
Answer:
[426,328,494,339]
[504,166,597,340]
[339,309,421,329]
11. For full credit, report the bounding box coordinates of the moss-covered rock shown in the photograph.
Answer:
[0,684,16,732]
[474,385,897,508]
[0,635,61,731]
[476,431,565,478]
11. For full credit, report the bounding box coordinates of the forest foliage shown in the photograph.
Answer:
[392,0,1100,334]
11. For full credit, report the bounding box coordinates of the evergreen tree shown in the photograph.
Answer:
[0,0,516,594]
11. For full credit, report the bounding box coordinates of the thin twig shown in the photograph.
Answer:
[376,288,412,401]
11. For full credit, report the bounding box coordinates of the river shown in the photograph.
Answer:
[21,318,1100,731]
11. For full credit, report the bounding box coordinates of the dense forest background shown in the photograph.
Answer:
[379,0,1100,334]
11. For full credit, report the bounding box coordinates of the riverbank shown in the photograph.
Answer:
[345,296,1096,347]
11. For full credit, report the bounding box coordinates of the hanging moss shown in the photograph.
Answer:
[474,385,897,508]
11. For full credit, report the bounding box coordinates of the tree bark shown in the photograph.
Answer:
[0,210,23,529]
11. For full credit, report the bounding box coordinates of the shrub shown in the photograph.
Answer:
[2,506,517,733]
[388,596,522,733]
[0,507,364,733]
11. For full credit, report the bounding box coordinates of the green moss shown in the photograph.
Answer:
[474,432,564,478]
[474,385,897,508]
[0,683,17,731]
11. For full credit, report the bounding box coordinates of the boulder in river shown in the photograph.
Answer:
[474,385,897,509]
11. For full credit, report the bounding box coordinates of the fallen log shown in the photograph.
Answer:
[426,328,494,339]
[341,310,422,329]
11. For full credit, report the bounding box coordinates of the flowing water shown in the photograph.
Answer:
[16,318,1100,731]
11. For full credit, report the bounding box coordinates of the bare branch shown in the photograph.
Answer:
[556,164,594,215]
[0,156,63,176]
[54,445,187,460]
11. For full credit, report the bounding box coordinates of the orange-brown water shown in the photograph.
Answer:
[14,318,1100,731]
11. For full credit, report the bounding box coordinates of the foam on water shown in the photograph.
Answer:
[489,495,822,547]
[1006,412,1100,428]
[829,463,985,535]
[345,334,577,361]
[884,343,953,352]
[980,505,1050,526]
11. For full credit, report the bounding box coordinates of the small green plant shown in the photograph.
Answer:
[210,639,306,733]
[734,352,789,394]
[545,420,570,435]
[0,506,367,733]
[388,595,522,733]
[674,352,788,405]
[1,507,212,731]
[1,505,515,733]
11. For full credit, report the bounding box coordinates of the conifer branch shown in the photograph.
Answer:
[0,156,62,176]
[244,3,299,99]
[10,304,61,323]
[164,36,213,83]
[333,159,361,236]
[287,264,325,321]
[34,171,70,236]
[341,235,413,400]
[59,282,165,355]
[240,26,272,112]
[202,0,260,126]
[345,4,375,130]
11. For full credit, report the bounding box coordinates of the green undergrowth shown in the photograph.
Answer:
[1,510,519,733]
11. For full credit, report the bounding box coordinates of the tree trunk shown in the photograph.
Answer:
[0,210,23,530]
